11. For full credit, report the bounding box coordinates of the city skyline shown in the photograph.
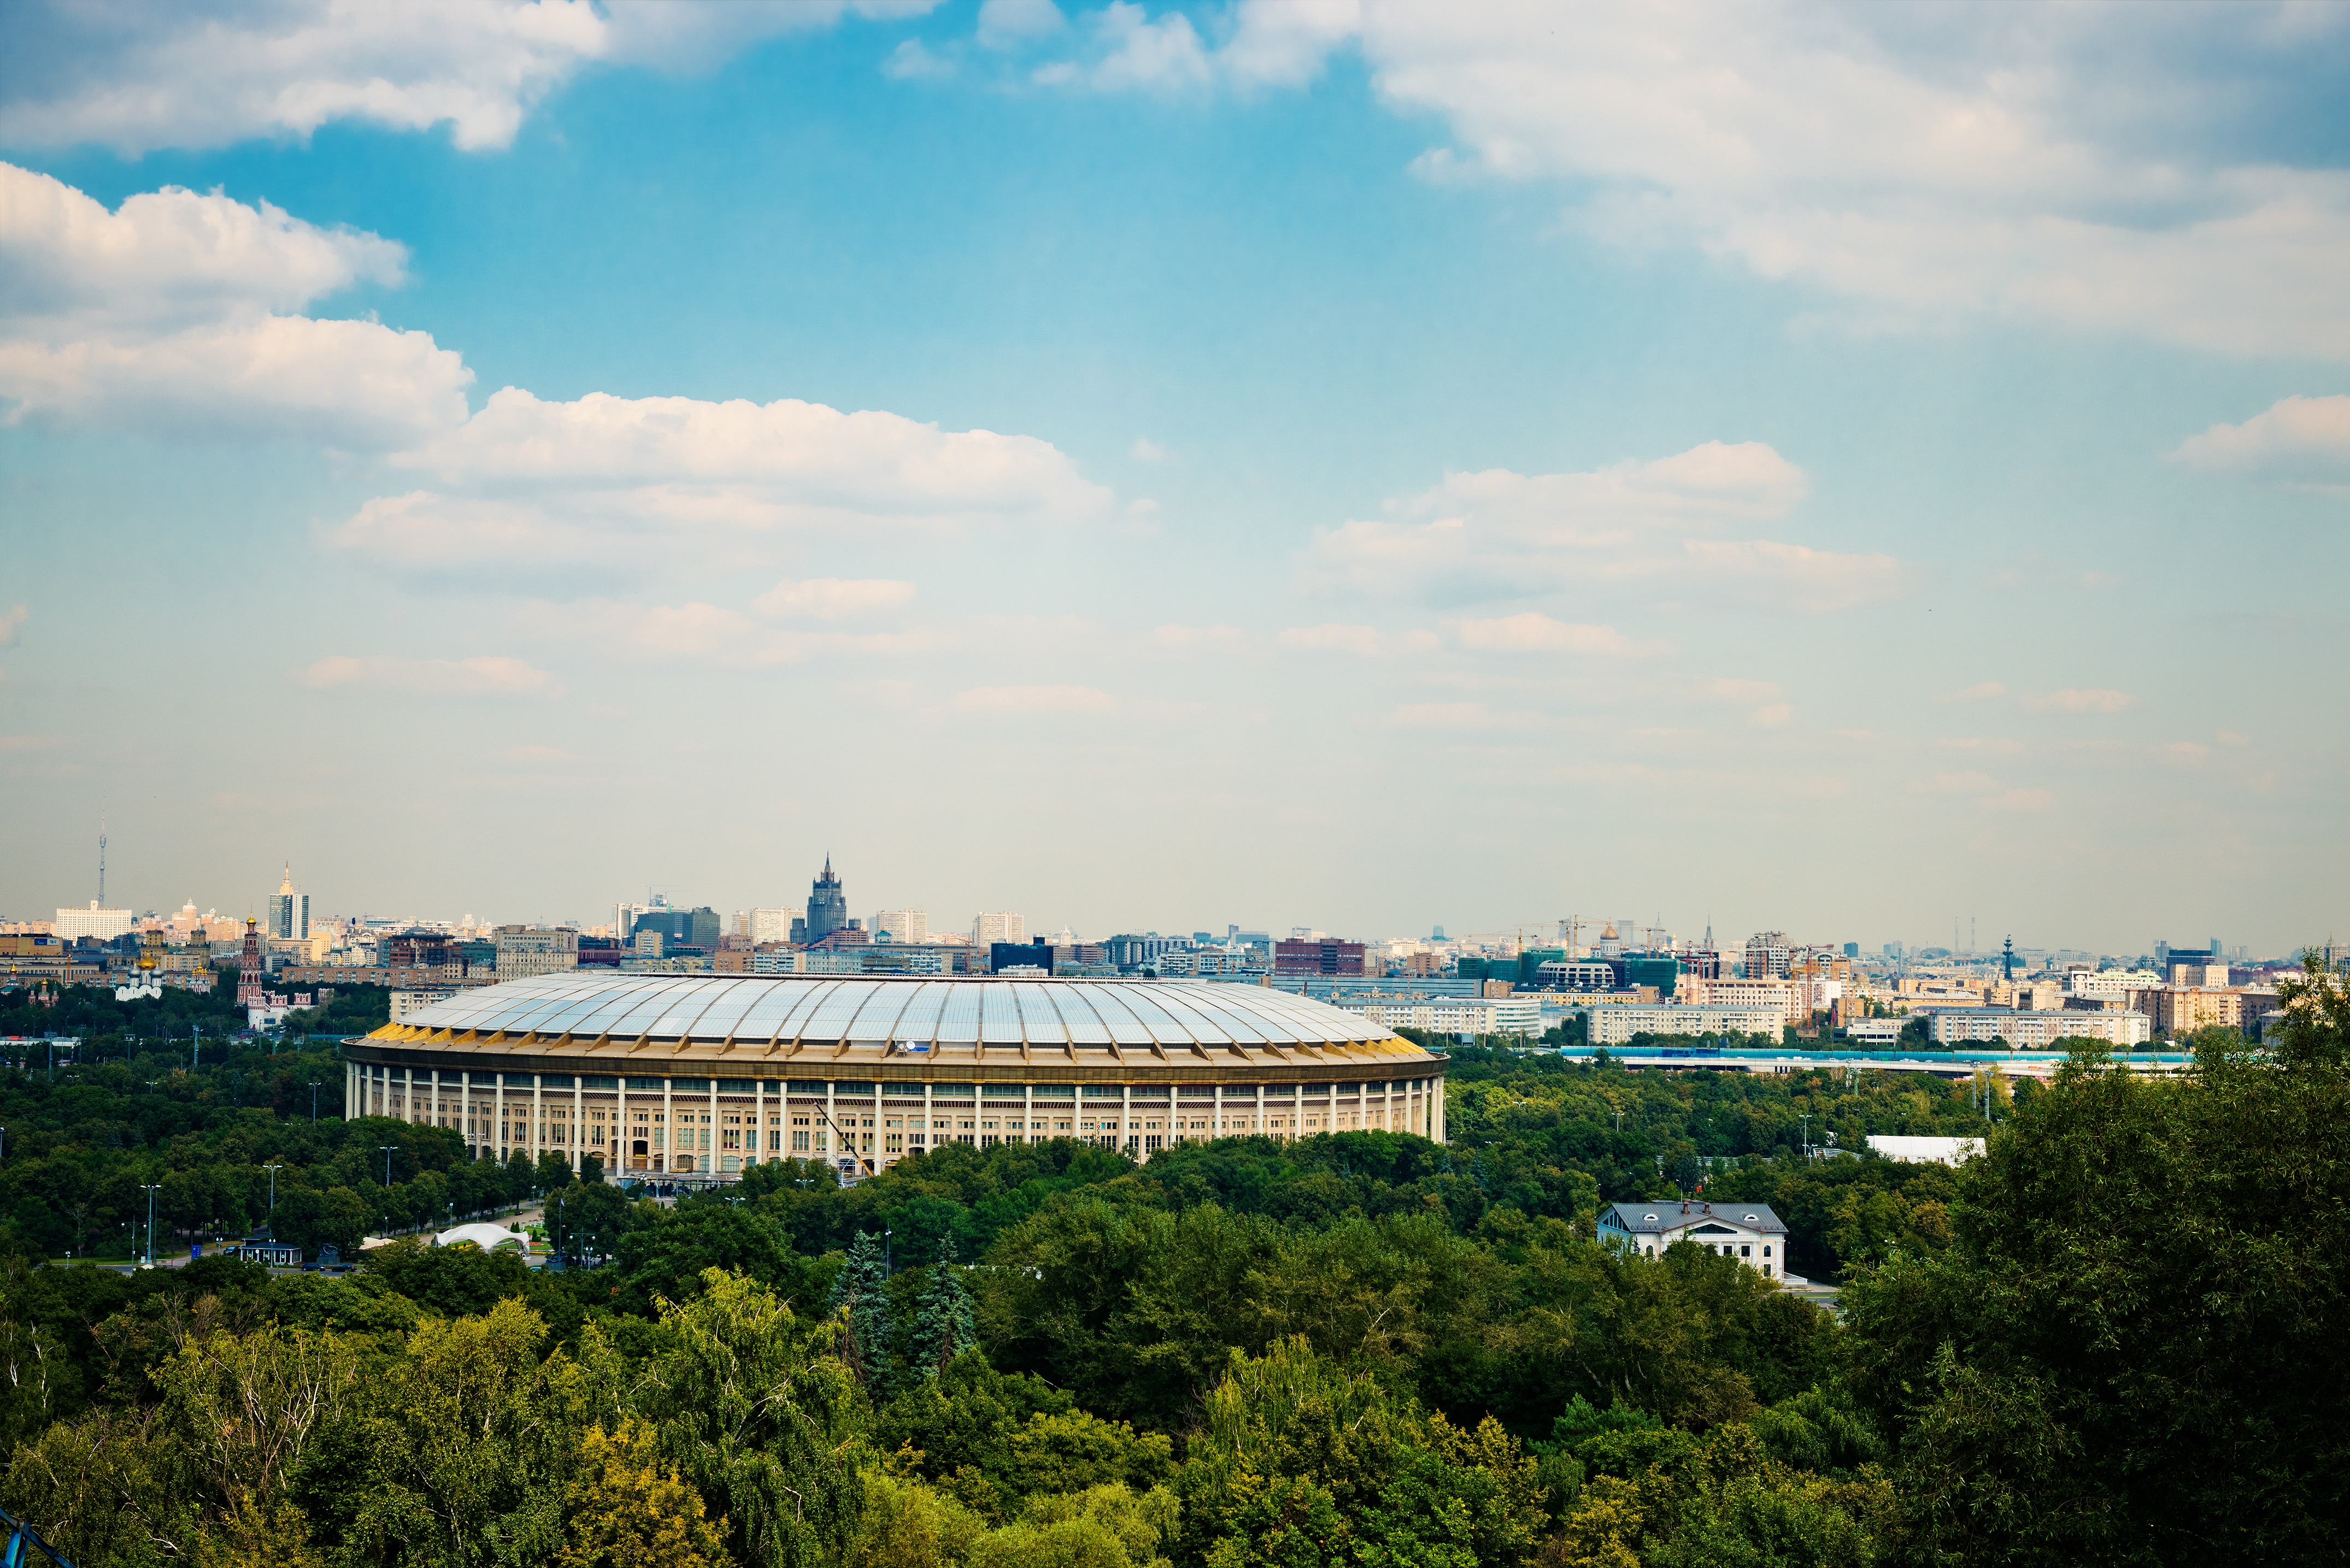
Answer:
[15,840,2283,964]
[3,2,2346,952]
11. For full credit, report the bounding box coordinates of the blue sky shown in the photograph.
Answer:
[2,0,2345,953]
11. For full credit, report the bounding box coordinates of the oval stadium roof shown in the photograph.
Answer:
[365,971,1433,1074]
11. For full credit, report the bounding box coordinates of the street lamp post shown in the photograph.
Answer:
[379,1146,398,1187]
[142,1183,162,1266]
[309,1081,322,1122]
[264,1163,283,1212]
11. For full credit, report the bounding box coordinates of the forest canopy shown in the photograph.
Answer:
[2,955,2343,1566]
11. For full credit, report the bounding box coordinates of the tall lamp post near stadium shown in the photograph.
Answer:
[142,1183,162,1266]
[264,1164,283,1213]
[310,1081,322,1122]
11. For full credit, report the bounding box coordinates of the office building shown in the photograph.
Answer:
[352,973,1448,1181]
[748,907,792,945]
[973,911,1027,948]
[872,909,928,944]
[269,863,309,941]
[789,858,848,947]
[55,902,136,941]
[1585,1003,1788,1045]
[632,905,721,953]
[493,925,579,979]
[1274,938,1366,976]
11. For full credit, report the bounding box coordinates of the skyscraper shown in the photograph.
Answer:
[269,863,309,940]
[802,856,848,945]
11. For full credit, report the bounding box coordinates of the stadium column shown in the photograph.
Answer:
[1123,1082,1134,1160]
[531,1075,543,1162]
[460,1070,471,1157]
[927,1082,937,1155]
[661,1076,673,1175]
[1256,1081,1266,1138]
[751,1077,762,1170]
[707,1078,718,1176]
[825,1080,836,1171]
[616,1078,628,1174]
[1212,1081,1223,1137]
[572,1075,583,1172]
[430,1068,440,1132]
[1434,1076,1446,1141]
[494,1074,504,1167]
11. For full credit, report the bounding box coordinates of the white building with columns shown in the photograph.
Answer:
[346,972,1447,1183]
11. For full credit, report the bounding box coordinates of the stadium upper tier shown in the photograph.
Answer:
[363,971,1430,1070]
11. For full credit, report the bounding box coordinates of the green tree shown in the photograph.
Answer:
[910,1241,978,1381]
[537,1150,577,1194]
[1842,1024,2350,1565]
[832,1229,894,1390]
[335,1298,584,1566]
[622,1268,867,1568]
[557,1416,729,1568]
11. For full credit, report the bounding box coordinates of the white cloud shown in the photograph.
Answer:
[754,577,918,620]
[1984,787,2054,814]
[1223,0,1361,87]
[1206,2,2350,357]
[1154,623,1247,651]
[1301,440,1897,612]
[884,39,956,80]
[1277,623,1384,656]
[332,388,1111,585]
[1387,701,1506,730]
[1,0,942,156]
[1706,676,1793,728]
[953,684,1115,715]
[979,0,1067,49]
[1938,681,2008,703]
[301,653,561,698]
[2026,687,2135,714]
[1130,436,1169,462]
[0,605,25,648]
[1036,3,1210,91]
[1454,613,1629,655]
[0,162,470,447]
[2171,394,2350,486]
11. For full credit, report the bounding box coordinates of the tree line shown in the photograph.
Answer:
[0,960,2342,1564]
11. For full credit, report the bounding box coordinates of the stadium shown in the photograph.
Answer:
[346,971,1449,1182]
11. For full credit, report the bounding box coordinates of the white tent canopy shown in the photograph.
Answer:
[435,1221,531,1252]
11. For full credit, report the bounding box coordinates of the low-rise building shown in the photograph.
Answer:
[1334,993,1542,1038]
[1679,977,1801,1022]
[1586,1002,1788,1045]
[1927,1007,2151,1047]
[1599,1199,1790,1278]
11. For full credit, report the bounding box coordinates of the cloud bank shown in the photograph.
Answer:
[1300,440,1902,613]
[1,0,945,155]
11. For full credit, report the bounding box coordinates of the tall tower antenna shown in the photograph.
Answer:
[99,817,107,906]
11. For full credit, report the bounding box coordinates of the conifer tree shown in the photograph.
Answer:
[830,1229,892,1389]
[910,1237,978,1381]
